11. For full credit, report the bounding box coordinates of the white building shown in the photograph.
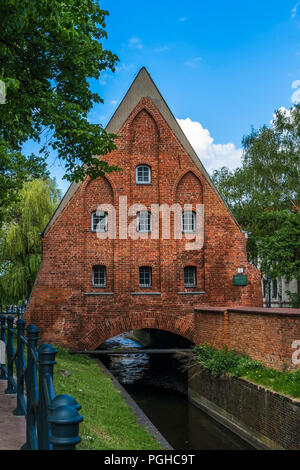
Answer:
[262,277,298,308]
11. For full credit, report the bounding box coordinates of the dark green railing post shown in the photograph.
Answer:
[49,396,83,450]
[0,314,7,380]
[37,344,57,450]
[5,316,16,394]
[22,324,39,450]
[13,318,26,416]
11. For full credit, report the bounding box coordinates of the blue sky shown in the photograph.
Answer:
[24,0,300,194]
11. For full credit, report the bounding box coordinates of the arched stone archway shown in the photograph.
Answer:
[77,311,195,350]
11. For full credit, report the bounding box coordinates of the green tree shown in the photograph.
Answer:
[212,106,300,293]
[0,140,48,225]
[0,0,119,221]
[0,178,61,304]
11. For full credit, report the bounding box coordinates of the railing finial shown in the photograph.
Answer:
[37,343,57,449]
[49,399,83,450]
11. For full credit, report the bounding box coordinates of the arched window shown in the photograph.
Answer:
[92,266,106,287]
[184,266,197,287]
[136,165,151,184]
[91,211,108,232]
[182,211,196,233]
[137,211,152,232]
[139,266,152,287]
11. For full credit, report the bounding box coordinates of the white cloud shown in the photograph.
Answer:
[110,100,118,106]
[128,37,143,49]
[99,73,109,85]
[179,17,187,22]
[177,117,242,173]
[154,45,169,52]
[291,2,299,19]
[291,80,300,104]
[184,57,202,68]
[115,63,135,74]
[270,106,293,125]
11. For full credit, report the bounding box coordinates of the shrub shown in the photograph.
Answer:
[193,344,300,398]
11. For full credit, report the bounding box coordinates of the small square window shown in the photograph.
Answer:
[182,211,196,233]
[137,211,152,232]
[136,165,151,184]
[139,266,152,287]
[184,266,196,287]
[93,266,106,287]
[92,211,108,232]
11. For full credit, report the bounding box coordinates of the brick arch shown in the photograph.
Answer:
[83,175,114,212]
[175,170,205,292]
[175,170,203,205]
[78,311,195,350]
[130,109,159,156]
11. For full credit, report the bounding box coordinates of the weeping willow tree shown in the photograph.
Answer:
[0,178,61,304]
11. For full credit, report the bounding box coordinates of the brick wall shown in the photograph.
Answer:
[195,306,300,369]
[26,97,263,352]
[189,366,300,449]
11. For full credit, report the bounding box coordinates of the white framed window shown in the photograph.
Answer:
[139,266,152,287]
[184,266,197,287]
[272,279,278,298]
[262,279,268,297]
[182,211,196,233]
[137,211,152,232]
[91,211,108,232]
[92,266,106,287]
[136,165,151,184]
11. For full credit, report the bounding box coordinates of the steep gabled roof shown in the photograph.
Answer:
[43,67,241,235]
[105,67,210,177]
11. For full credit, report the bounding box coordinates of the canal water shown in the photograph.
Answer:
[99,335,253,450]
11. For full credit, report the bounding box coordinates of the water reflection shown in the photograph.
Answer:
[98,335,149,384]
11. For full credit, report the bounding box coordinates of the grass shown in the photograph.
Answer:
[193,344,300,398]
[53,346,162,450]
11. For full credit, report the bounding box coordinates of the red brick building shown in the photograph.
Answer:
[26,68,263,350]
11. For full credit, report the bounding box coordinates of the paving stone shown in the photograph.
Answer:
[0,381,25,450]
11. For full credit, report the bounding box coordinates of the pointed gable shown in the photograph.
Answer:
[43,67,240,235]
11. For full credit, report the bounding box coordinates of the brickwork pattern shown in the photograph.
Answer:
[194,306,300,369]
[189,367,300,449]
[26,97,263,353]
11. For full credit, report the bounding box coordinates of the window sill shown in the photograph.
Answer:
[177,291,205,295]
[131,292,161,296]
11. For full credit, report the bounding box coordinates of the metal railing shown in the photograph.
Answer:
[0,314,83,450]
[0,302,27,318]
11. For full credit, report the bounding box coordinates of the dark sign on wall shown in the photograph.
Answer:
[233,274,248,286]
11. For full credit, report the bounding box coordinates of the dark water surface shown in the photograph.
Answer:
[99,335,253,450]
